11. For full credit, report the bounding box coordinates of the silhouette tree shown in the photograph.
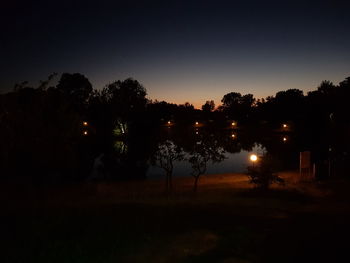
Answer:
[220,92,255,122]
[56,73,93,112]
[101,78,147,135]
[201,100,215,113]
[188,137,225,192]
[151,140,185,193]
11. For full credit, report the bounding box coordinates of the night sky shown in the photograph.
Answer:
[1,0,349,107]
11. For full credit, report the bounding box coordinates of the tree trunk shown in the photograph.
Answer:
[165,172,169,193]
[193,176,200,193]
[169,173,173,192]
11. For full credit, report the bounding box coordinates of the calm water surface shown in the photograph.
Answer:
[147,144,265,178]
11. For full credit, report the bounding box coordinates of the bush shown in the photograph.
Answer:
[246,154,284,190]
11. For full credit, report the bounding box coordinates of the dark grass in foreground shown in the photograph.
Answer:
[2,173,350,263]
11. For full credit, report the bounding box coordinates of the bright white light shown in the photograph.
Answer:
[195,121,199,125]
[167,121,171,124]
[283,137,287,141]
[250,154,258,162]
[83,121,88,126]
[231,122,236,126]
[283,124,287,128]
[83,131,88,135]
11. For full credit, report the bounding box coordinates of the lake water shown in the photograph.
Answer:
[147,144,265,178]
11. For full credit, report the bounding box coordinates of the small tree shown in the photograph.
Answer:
[151,140,185,193]
[246,154,284,190]
[188,139,225,192]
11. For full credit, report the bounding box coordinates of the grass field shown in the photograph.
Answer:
[3,172,350,262]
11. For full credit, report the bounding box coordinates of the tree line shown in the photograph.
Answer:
[1,73,349,182]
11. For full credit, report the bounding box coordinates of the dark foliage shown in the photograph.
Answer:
[246,154,284,190]
[1,73,350,183]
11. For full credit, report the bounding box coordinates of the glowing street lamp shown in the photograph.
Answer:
[250,154,258,162]
[282,124,287,128]
[283,137,287,142]
[231,122,236,126]
[231,134,235,138]
[195,121,199,125]
[83,121,88,126]
[167,121,171,124]
[83,131,88,135]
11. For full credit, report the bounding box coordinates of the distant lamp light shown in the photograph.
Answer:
[250,154,258,162]
[83,131,88,135]
[195,121,199,125]
[167,121,171,124]
[231,122,236,126]
[196,131,199,135]
[283,137,287,142]
[83,121,88,126]
[231,134,235,138]
[282,124,287,128]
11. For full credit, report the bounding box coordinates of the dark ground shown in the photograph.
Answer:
[2,173,350,263]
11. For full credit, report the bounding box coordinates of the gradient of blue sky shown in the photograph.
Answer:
[1,0,349,107]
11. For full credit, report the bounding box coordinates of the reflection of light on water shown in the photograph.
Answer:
[147,144,266,178]
[114,140,128,154]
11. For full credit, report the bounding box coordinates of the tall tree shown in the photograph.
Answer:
[221,92,255,122]
[201,100,215,113]
[56,73,93,113]
[101,78,147,135]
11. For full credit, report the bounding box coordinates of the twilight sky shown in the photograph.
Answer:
[1,0,349,107]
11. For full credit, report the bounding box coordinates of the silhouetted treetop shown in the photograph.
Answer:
[220,92,255,122]
[201,100,215,112]
[57,73,93,104]
[102,78,147,106]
